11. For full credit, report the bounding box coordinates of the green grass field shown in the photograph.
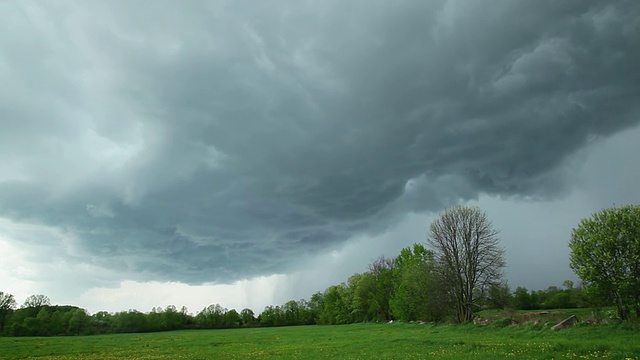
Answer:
[1,322,639,360]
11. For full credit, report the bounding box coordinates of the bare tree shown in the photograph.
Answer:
[0,292,16,311]
[427,205,505,322]
[22,294,51,308]
[0,291,17,332]
[368,255,395,274]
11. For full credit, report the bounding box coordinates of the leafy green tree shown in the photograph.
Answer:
[112,310,150,333]
[293,299,314,325]
[22,317,42,336]
[240,308,255,326]
[196,304,227,328]
[569,205,640,320]
[91,311,112,334]
[536,286,558,308]
[179,306,191,328]
[162,305,183,330]
[391,244,448,321]
[307,292,324,323]
[346,272,375,322]
[318,284,350,324]
[544,291,573,309]
[428,206,505,322]
[260,305,283,326]
[35,307,51,336]
[566,282,588,308]
[147,307,164,331]
[513,287,532,310]
[6,307,36,336]
[0,291,17,334]
[223,309,241,327]
[68,309,89,335]
[563,280,574,290]
[529,291,541,310]
[366,256,396,321]
[49,310,69,335]
[283,300,302,325]
[486,282,513,310]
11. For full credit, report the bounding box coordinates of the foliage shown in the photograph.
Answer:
[391,244,449,321]
[485,282,513,310]
[511,284,585,311]
[569,204,640,320]
[0,292,17,333]
[6,305,79,336]
[366,256,396,321]
[513,287,535,310]
[8,203,638,338]
[240,308,256,325]
[317,284,351,324]
[428,205,506,322]
[196,303,227,328]
[258,299,317,327]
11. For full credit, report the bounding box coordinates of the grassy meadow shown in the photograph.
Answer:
[2,320,640,360]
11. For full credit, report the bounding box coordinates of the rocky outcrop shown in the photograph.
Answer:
[551,315,578,330]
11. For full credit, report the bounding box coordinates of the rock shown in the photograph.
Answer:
[552,315,578,330]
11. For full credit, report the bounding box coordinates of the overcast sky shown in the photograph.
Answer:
[1,0,639,314]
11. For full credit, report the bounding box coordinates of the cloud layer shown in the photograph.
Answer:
[1,0,639,284]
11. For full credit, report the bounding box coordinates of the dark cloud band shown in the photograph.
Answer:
[1,0,638,284]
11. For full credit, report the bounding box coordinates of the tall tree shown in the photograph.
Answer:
[346,272,374,322]
[428,205,505,322]
[259,305,283,326]
[391,244,449,322]
[162,305,182,330]
[569,204,640,320]
[318,284,350,325]
[367,256,396,321]
[240,308,255,326]
[0,291,17,333]
[224,309,241,327]
[486,282,513,310]
[68,308,89,335]
[512,287,531,310]
[196,304,227,328]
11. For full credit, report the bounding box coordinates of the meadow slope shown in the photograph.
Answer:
[1,322,640,360]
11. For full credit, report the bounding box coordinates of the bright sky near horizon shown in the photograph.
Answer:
[1,0,639,314]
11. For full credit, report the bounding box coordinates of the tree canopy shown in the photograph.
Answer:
[8,204,640,337]
[569,204,640,320]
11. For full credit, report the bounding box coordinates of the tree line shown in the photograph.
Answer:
[0,270,584,336]
[1,204,638,336]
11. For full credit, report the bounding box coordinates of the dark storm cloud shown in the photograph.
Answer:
[1,0,639,283]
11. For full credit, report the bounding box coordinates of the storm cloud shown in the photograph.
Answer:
[1,0,639,285]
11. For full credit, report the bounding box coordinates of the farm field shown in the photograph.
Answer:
[1,322,639,360]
